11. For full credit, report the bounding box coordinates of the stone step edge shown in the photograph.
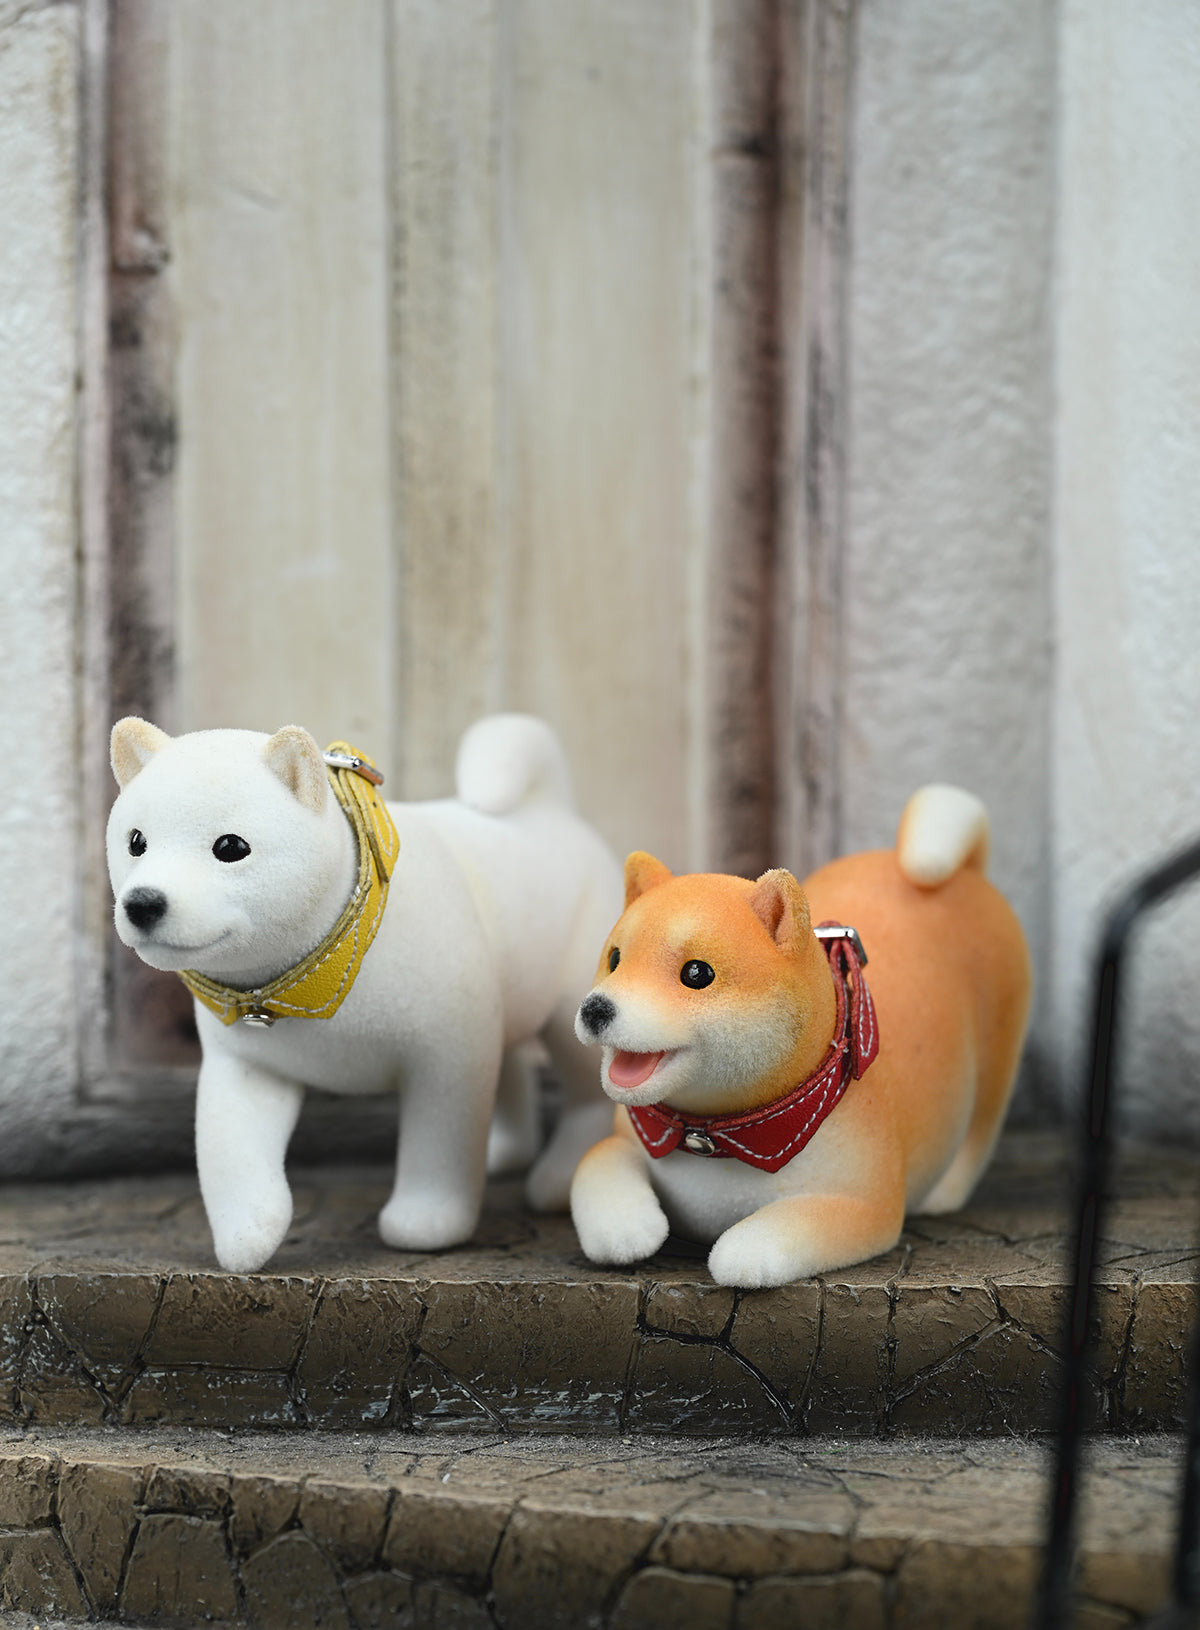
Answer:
[1,1259,1185,1439]
[0,1426,1184,1629]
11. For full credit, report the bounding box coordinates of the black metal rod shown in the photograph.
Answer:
[1174,1290,1200,1609]
[1034,835,1200,1630]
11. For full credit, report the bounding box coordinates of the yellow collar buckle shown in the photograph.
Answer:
[179,741,401,1027]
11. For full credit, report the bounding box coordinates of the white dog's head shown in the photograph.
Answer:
[106,719,352,984]
[574,853,837,1117]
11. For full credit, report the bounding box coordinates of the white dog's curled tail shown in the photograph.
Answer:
[455,714,575,815]
[896,783,990,886]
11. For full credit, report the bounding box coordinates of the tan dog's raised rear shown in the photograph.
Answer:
[570,786,1031,1287]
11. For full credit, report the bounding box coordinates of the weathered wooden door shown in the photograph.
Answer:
[84,0,851,1147]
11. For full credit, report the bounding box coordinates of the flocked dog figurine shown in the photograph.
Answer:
[570,786,1031,1287]
[106,714,622,1272]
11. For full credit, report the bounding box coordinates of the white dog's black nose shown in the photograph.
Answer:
[124,886,168,931]
[578,993,616,1036]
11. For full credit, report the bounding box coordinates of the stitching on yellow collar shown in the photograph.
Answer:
[179,741,400,1026]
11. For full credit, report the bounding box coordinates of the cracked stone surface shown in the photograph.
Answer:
[0,1426,1183,1628]
[0,1132,1196,1436]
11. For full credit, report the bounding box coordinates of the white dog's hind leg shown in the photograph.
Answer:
[195,1053,304,1273]
[380,1030,501,1251]
[486,1043,544,1176]
[570,1135,669,1264]
[526,997,615,1212]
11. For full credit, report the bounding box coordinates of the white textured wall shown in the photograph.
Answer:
[1055,2,1200,1134]
[6,0,1200,1168]
[0,2,82,1167]
[843,0,1057,1111]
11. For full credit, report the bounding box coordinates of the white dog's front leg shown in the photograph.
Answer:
[526,997,617,1212]
[379,1033,500,1252]
[195,1050,303,1272]
[570,1135,670,1265]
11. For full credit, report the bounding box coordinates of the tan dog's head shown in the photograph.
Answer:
[574,854,838,1116]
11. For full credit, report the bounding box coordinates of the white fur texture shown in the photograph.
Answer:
[107,714,621,1271]
[897,783,989,885]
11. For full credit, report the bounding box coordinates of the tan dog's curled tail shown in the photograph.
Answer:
[896,784,990,887]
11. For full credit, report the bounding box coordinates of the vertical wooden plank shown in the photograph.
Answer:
[501,0,699,867]
[388,0,504,798]
[107,0,176,739]
[702,0,782,879]
[775,0,854,878]
[77,0,115,1084]
[104,0,198,1073]
[170,0,394,753]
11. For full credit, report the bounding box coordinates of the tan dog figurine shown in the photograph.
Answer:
[570,785,1031,1287]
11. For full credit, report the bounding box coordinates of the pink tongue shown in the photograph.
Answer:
[608,1050,666,1090]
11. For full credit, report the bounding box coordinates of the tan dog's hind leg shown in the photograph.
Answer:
[707,1186,906,1288]
[914,1015,1027,1216]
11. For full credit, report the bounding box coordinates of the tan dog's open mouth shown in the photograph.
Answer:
[608,1050,667,1090]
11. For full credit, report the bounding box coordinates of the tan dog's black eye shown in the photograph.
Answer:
[608,946,620,973]
[213,833,251,863]
[681,960,714,989]
[128,829,146,857]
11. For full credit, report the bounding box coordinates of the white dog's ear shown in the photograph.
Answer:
[111,717,171,788]
[749,869,811,953]
[263,725,327,815]
[624,851,673,907]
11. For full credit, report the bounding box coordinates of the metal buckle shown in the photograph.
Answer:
[813,924,868,966]
[682,1130,717,1156]
[241,1007,277,1028]
[323,751,384,787]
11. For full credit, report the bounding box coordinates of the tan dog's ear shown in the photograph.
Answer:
[749,869,811,953]
[111,717,171,788]
[263,726,327,815]
[624,851,674,907]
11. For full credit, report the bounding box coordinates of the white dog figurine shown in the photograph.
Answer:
[106,714,622,1272]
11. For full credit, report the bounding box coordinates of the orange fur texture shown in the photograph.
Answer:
[570,792,1032,1287]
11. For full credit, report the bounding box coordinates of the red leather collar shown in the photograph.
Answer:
[625,924,879,1173]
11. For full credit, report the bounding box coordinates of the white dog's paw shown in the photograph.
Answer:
[378,1190,478,1252]
[707,1213,813,1289]
[208,1190,294,1273]
[570,1186,670,1266]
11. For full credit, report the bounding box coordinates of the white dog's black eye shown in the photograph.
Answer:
[680,959,715,990]
[212,833,251,863]
[128,829,146,857]
[608,946,620,973]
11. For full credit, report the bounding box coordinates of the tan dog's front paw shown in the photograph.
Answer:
[570,1136,669,1264]
[572,1190,670,1265]
[707,1212,814,1288]
[708,1194,903,1287]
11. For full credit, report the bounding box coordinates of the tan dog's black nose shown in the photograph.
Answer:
[578,993,616,1036]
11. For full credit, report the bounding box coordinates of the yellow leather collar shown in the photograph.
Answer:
[179,742,400,1027]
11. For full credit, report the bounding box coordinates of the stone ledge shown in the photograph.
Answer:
[1,1133,1196,1436]
[0,1425,1183,1628]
